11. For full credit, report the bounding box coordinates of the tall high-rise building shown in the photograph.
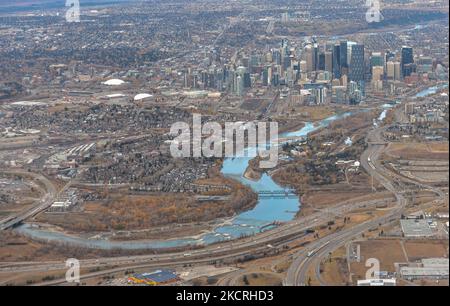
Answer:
[372,66,384,80]
[386,61,402,81]
[346,41,357,67]
[371,66,384,91]
[236,75,244,96]
[305,45,314,73]
[386,61,395,80]
[403,63,416,78]
[394,61,401,81]
[340,40,348,69]
[341,74,348,87]
[325,42,334,52]
[273,49,282,65]
[313,44,319,71]
[370,52,384,69]
[299,60,307,80]
[417,56,433,73]
[272,72,280,86]
[281,39,289,51]
[332,86,347,104]
[283,55,291,71]
[318,52,326,71]
[243,72,252,88]
[235,66,247,96]
[262,66,269,86]
[325,51,333,73]
[267,66,273,85]
[311,86,327,105]
[385,51,395,66]
[349,44,365,82]
[401,46,414,77]
[250,54,260,68]
[333,44,341,79]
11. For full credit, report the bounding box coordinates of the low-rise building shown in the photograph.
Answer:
[400,219,434,237]
[357,279,396,286]
[399,258,449,280]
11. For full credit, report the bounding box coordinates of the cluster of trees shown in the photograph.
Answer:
[275,111,376,193]
[39,182,256,232]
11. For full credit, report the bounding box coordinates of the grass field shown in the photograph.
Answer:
[349,239,449,284]
[385,142,449,160]
[404,240,449,261]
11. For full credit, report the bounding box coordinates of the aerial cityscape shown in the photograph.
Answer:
[0,0,448,289]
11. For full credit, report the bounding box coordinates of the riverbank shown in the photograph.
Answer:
[272,109,379,216]
[10,110,382,250]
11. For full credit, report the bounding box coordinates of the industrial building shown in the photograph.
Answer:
[400,219,434,237]
[400,258,449,281]
[128,269,180,286]
[357,279,396,286]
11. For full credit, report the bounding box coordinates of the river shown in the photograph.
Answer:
[376,82,448,125]
[16,82,448,249]
[415,83,448,98]
[16,112,355,250]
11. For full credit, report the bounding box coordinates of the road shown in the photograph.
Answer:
[2,92,445,286]
[284,122,406,285]
[0,170,59,231]
[0,194,392,285]
[284,110,445,286]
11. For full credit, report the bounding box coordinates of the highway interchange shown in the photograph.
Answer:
[283,114,446,286]
[0,95,447,286]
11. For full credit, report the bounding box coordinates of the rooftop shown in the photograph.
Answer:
[400,219,434,237]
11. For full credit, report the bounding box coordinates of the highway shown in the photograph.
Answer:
[284,108,445,286]
[283,122,406,285]
[0,170,59,231]
[0,123,400,286]
[1,96,445,286]
[0,194,392,285]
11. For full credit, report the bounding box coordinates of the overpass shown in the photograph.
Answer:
[0,170,71,231]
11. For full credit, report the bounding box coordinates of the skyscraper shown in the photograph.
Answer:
[401,46,414,77]
[299,60,307,80]
[333,44,341,79]
[273,49,281,65]
[371,66,384,92]
[325,51,333,73]
[370,52,384,69]
[349,44,365,82]
[318,52,326,71]
[394,61,401,81]
[386,61,395,80]
[236,75,244,96]
[262,66,269,86]
[305,45,314,73]
[340,40,348,69]
[313,44,319,71]
[385,50,395,66]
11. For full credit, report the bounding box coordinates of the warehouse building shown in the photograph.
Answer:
[400,219,434,237]
[357,279,396,286]
[128,269,180,286]
[400,258,449,280]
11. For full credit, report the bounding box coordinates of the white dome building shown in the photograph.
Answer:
[134,93,153,101]
[102,79,126,86]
